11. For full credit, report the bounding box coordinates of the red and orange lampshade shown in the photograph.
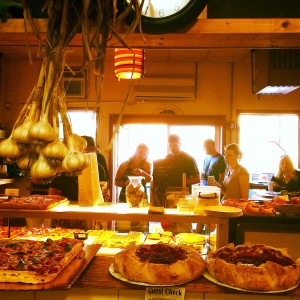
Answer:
[115,49,144,80]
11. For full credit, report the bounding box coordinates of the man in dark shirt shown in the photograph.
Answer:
[202,139,226,186]
[155,134,200,233]
[164,134,200,190]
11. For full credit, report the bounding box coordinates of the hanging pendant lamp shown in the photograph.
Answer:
[114,49,144,80]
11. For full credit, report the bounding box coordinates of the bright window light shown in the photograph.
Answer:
[239,114,298,177]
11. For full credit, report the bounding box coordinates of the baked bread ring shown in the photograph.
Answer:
[206,243,300,291]
[113,243,205,285]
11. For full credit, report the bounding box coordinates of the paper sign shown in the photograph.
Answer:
[145,287,185,300]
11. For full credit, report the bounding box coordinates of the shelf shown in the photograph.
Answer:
[0,203,232,248]
[0,179,14,185]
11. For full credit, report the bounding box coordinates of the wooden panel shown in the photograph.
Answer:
[0,19,300,49]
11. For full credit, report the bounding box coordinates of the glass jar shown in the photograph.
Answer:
[126,176,146,207]
[191,185,221,215]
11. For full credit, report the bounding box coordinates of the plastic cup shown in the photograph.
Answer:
[268,181,274,192]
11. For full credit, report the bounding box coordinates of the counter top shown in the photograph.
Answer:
[0,178,14,185]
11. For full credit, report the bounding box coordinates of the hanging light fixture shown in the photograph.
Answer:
[115,49,144,80]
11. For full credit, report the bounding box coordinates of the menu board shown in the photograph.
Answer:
[153,159,182,193]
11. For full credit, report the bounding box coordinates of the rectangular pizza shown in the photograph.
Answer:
[0,194,68,210]
[0,238,84,284]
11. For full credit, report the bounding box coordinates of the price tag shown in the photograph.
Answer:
[145,286,185,300]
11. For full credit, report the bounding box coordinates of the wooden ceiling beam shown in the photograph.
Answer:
[0,18,300,49]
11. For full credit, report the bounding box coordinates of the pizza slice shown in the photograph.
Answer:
[0,238,84,284]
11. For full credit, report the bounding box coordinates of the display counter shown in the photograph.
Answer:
[0,249,299,300]
[0,202,230,248]
[0,203,299,299]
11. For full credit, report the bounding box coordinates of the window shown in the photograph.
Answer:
[239,114,299,178]
[58,110,96,139]
[111,115,226,202]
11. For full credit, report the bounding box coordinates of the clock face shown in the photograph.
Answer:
[119,0,207,34]
[127,0,192,18]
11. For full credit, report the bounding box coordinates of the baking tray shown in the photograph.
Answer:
[0,243,100,291]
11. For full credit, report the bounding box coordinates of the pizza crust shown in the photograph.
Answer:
[206,243,300,291]
[0,238,84,284]
[114,243,205,285]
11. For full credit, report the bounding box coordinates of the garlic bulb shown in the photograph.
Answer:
[17,154,38,170]
[72,134,87,151]
[43,138,69,160]
[62,150,89,173]
[12,120,34,144]
[28,114,56,144]
[30,152,57,179]
[0,136,21,158]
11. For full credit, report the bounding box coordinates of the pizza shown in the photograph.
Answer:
[206,243,300,291]
[113,243,205,285]
[0,238,84,284]
[9,227,85,240]
[0,194,68,210]
[145,231,174,244]
[175,233,206,251]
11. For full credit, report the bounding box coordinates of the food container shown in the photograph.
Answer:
[165,187,190,208]
[126,176,146,207]
[176,194,196,214]
[191,184,221,215]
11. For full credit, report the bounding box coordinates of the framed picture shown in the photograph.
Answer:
[63,68,87,99]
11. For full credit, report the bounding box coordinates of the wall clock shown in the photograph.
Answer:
[117,0,208,34]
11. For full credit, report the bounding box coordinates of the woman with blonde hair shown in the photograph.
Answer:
[214,143,249,200]
[271,155,300,192]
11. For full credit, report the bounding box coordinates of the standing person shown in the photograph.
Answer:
[115,143,152,203]
[271,155,300,193]
[48,136,110,229]
[159,134,200,234]
[49,136,110,200]
[164,134,200,191]
[202,139,226,186]
[215,143,249,201]
[82,135,110,201]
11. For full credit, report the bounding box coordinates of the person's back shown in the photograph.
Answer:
[202,139,226,186]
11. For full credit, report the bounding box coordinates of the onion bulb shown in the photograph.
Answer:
[28,114,56,144]
[62,150,89,174]
[0,136,21,158]
[30,152,57,179]
[17,153,38,170]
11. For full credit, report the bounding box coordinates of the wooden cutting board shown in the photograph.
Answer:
[0,244,100,291]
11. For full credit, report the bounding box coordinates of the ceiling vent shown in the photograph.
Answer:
[133,77,196,102]
[252,49,300,95]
